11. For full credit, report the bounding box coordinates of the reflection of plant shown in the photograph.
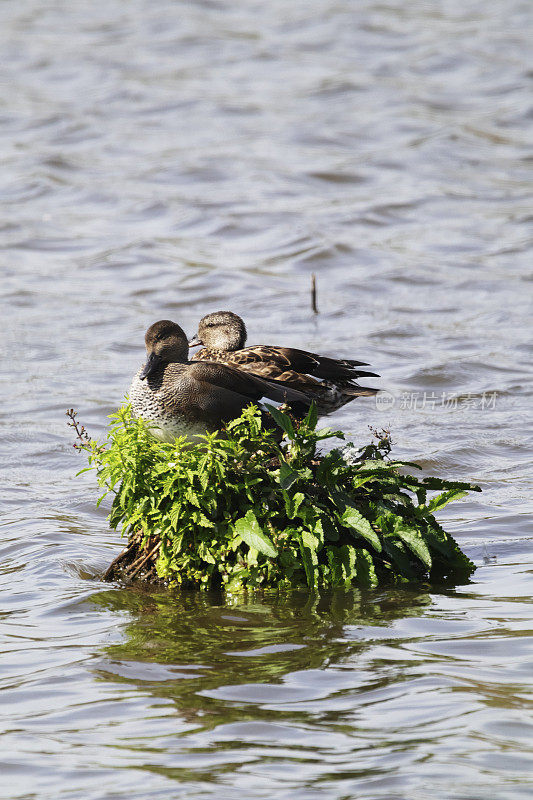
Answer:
[90,585,434,725]
[73,404,480,591]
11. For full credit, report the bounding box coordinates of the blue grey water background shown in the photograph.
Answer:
[1,1,532,798]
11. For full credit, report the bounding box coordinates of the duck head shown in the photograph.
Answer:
[188,311,247,352]
[140,320,189,380]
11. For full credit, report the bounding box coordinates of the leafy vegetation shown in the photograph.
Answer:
[70,404,480,591]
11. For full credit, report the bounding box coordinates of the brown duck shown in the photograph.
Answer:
[129,320,311,442]
[188,311,379,416]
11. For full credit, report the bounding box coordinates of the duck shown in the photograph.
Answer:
[188,311,379,416]
[129,320,312,442]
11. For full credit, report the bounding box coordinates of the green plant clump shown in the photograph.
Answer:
[75,404,480,591]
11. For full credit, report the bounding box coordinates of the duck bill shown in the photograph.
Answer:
[188,334,203,348]
[140,352,162,380]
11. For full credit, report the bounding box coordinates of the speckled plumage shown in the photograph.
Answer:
[129,364,213,442]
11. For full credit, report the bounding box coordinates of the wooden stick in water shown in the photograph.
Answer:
[311,273,318,314]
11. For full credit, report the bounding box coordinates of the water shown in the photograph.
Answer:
[1,1,532,797]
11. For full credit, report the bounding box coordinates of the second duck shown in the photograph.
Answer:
[188,311,379,416]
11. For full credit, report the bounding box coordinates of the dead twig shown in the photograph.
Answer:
[66,408,92,449]
[311,273,318,314]
[126,541,161,580]
[66,408,105,454]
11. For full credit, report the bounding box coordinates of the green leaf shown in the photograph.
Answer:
[301,529,319,555]
[355,458,389,472]
[394,522,432,568]
[339,544,356,582]
[283,490,305,520]
[421,477,481,493]
[198,542,216,564]
[312,517,324,544]
[339,506,382,552]
[382,536,417,577]
[424,489,467,515]
[279,460,299,490]
[170,531,184,557]
[327,547,346,586]
[304,401,318,430]
[354,548,378,587]
[234,510,278,558]
[321,516,340,542]
[416,487,427,505]
[264,405,295,438]
[169,502,181,531]
[423,520,474,574]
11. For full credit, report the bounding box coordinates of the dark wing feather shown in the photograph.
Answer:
[193,346,377,381]
[187,361,311,406]
[267,347,373,378]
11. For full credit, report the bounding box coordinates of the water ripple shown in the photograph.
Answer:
[0,0,532,798]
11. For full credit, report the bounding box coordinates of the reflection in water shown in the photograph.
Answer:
[80,580,533,797]
[84,587,437,793]
[91,587,432,724]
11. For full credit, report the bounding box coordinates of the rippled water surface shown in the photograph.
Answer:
[1,1,532,798]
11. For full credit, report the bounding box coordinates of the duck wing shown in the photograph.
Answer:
[262,346,378,379]
[199,345,377,380]
[187,361,311,406]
